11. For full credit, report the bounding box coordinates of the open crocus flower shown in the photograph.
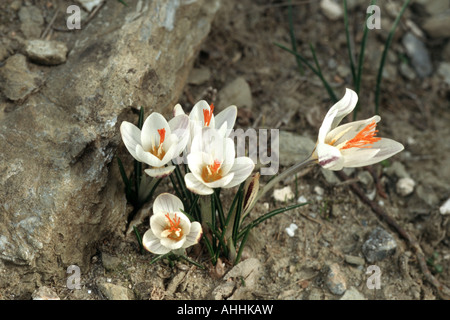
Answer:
[120,111,189,178]
[174,100,237,152]
[142,193,202,255]
[184,127,255,195]
[312,88,404,171]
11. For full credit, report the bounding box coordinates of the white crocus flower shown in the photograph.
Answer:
[184,128,255,195]
[174,100,237,152]
[120,111,189,178]
[142,193,202,255]
[312,88,404,171]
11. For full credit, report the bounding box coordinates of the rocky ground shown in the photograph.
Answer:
[1,0,449,300]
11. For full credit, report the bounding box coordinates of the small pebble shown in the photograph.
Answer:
[362,227,397,263]
[314,186,324,196]
[285,223,298,237]
[273,186,294,202]
[396,177,415,197]
[439,198,450,215]
[297,195,307,203]
[325,263,347,295]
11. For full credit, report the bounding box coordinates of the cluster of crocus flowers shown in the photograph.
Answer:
[312,88,404,171]
[142,193,202,254]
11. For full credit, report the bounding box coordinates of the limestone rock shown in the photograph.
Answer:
[25,40,68,66]
[0,0,220,299]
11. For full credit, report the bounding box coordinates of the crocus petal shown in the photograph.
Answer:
[316,143,345,170]
[141,113,170,152]
[182,221,202,248]
[173,103,185,116]
[185,172,214,195]
[144,165,175,178]
[160,236,186,250]
[328,88,358,130]
[318,108,338,143]
[153,193,185,216]
[220,137,236,175]
[142,229,171,255]
[120,121,141,160]
[342,138,404,167]
[340,148,381,168]
[168,114,190,155]
[215,105,237,131]
[224,157,255,188]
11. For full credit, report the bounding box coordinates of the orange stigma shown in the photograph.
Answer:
[341,121,381,150]
[164,213,183,241]
[157,128,166,145]
[203,104,214,127]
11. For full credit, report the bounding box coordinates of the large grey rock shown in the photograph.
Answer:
[18,5,44,39]
[0,0,220,298]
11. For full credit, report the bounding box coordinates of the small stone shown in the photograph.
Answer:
[101,253,121,271]
[188,67,211,85]
[344,254,365,266]
[402,32,433,78]
[32,286,60,300]
[97,283,132,300]
[273,186,294,202]
[0,54,43,101]
[396,177,415,197]
[320,0,343,21]
[217,77,252,109]
[422,13,450,38]
[340,286,366,300]
[362,227,397,263]
[77,0,104,12]
[285,223,298,237]
[439,198,450,215]
[437,62,450,85]
[325,263,347,295]
[314,186,324,196]
[297,195,307,203]
[25,40,68,66]
[384,161,410,179]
